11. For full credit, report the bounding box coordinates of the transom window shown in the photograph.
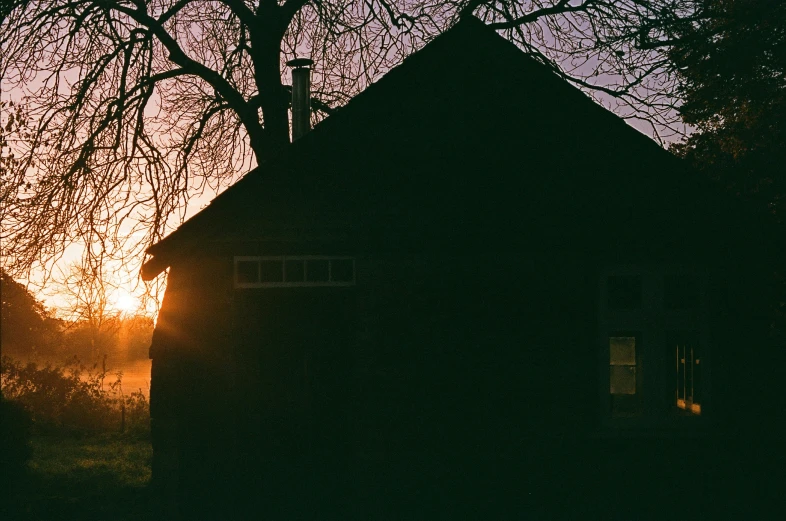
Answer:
[234,256,355,288]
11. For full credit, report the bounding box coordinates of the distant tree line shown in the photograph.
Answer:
[1,270,153,364]
[0,270,59,356]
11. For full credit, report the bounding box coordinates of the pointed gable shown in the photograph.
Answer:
[142,16,764,280]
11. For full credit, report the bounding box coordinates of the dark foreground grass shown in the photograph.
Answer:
[5,433,783,520]
[1,434,152,521]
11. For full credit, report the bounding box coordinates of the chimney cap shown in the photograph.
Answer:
[286,58,314,68]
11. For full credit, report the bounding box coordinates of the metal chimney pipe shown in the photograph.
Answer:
[287,58,314,141]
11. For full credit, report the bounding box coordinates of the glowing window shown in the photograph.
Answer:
[610,335,638,416]
[674,333,701,415]
[601,269,707,424]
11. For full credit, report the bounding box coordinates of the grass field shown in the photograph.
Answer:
[2,434,152,521]
[3,430,783,520]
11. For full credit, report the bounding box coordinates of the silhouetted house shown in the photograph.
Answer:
[142,16,784,519]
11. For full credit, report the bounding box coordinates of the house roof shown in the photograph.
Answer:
[141,15,776,280]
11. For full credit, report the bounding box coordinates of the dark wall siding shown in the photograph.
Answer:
[149,255,239,518]
[150,243,783,517]
[344,253,599,501]
[709,263,785,435]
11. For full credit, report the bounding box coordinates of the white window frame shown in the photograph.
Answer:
[234,256,356,288]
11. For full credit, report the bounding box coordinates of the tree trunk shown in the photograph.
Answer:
[257,56,290,152]
[248,11,291,159]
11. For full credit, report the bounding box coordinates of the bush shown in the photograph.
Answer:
[0,397,33,498]
[0,356,149,436]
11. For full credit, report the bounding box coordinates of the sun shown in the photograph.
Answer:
[112,290,139,314]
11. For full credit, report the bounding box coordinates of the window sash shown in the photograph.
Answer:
[599,267,708,424]
[609,333,640,416]
[673,332,702,415]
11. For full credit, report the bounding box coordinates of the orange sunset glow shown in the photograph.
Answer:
[110,289,140,314]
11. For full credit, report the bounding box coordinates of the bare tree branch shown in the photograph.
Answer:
[1,0,698,289]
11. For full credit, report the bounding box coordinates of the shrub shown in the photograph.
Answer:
[0,356,149,436]
[0,397,33,498]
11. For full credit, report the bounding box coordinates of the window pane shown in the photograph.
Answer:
[330,259,354,282]
[610,336,636,365]
[673,332,701,414]
[236,261,259,284]
[676,342,686,401]
[607,275,642,309]
[260,260,283,282]
[693,355,701,406]
[665,275,699,309]
[306,259,329,282]
[610,366,636,395]
[285,260,305,282]
[685,343,694,402]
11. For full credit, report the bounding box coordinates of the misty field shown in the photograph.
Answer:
[1,434,152,521]
[103,359,152,399]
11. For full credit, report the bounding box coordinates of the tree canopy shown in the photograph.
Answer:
[0,269,59,355]
[1,1,700,277]
[670,0,786,214]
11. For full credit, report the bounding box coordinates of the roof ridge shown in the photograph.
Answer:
[144,17,504,260]
[141,15,694,280]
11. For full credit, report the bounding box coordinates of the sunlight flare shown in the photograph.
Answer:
[111,290,139,314]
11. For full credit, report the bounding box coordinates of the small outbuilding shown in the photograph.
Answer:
[142,16,784,519]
